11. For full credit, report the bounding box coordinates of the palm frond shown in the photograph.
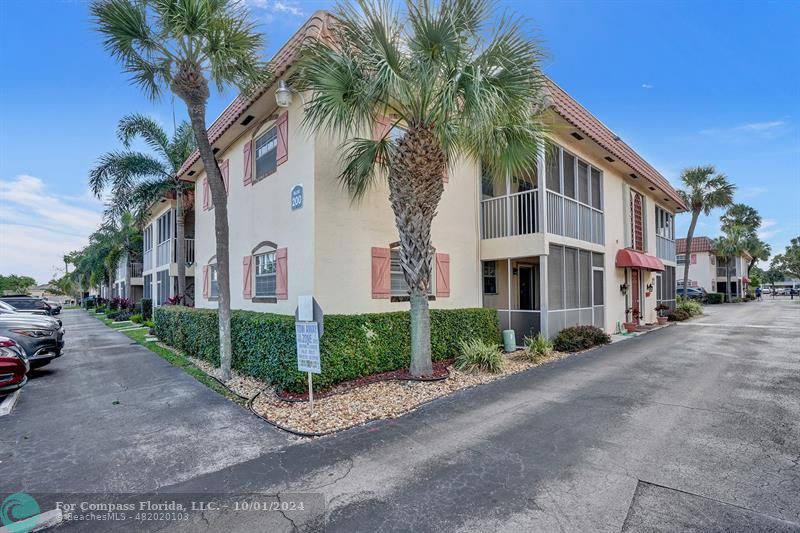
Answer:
[117,113,171,156]
[88,150,170,199]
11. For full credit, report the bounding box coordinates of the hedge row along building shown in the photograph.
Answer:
[140,11,686,344]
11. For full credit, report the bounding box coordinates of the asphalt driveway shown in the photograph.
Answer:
[4,300,799,532]
[0,310,289,494]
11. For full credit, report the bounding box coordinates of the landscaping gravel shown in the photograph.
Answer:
[161,343,582,436]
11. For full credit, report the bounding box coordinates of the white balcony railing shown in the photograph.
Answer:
[546,191,604,245]
[156,240,171,267]
[480,189,539,239]
[129,262,143,278]
[172,238,195,265]
[656,235,676,262]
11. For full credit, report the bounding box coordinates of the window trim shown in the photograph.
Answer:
[209,265,219,300]
[253,250,278,298]
[253,124,278,183]
[389,244,435,299]
[483,261,498,295]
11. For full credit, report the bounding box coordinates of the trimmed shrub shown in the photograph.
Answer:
[155,306,500,393]
[552,325,610,353]
[706,293,724,304]
[668,309,690,321]
[455,338,503,373]
[106,310,119,319]
[677,299,703,317]
[143,320,155,329]
[523,333,553,361]
[131,314,143,324]
[114,310,132,322]
[141,298,152,320]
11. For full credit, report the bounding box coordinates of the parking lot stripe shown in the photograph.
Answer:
[0,389,21,417]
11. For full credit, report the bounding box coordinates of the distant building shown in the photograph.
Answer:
[676,237,752,298]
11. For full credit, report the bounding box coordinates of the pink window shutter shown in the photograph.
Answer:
[242,256,253,299]
[202,178,209,210]
[691,254,697,264]
[202,265,209,299]
[276,248,288,300]
[435,253,450,298]
[371,247,391,299]
[221,159,230,193]
[243,141,253,186]
[276,111,289,166]
[373,115,392,140]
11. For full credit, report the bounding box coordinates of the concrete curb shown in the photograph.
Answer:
[0,508,62,532]
[0,390,21,416]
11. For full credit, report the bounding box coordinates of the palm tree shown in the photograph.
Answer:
[743,235,770,273]
[678,166,735,300]
[714,226,747,303]
[92,0,268,379]
[89,114,196,302]
[297,0,547,376]
[720,203,761,236]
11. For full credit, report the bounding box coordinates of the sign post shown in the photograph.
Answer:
[295,296,323,415]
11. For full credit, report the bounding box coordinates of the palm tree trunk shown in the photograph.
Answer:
[175,185,186,305]
[186,101,233,380]
[682,209,700,297]
[409,289,432,376]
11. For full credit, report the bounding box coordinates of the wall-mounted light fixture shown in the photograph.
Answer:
[619,283,628,295]
[646,282,654,292]
[275,80,307,109]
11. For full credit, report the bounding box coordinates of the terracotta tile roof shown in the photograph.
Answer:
[176,10,687,215]
[676,237,714,254]
[546,79,686,210]
[176,11,334,178]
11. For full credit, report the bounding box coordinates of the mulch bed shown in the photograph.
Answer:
[275,359,453,402]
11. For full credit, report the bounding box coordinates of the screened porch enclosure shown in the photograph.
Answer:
[482,257,542,346]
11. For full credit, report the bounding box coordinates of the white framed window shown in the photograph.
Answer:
[209,266,218,298]
[254,251,277,297]
[483,261,497,294]
[655,205,674,240]
[254,126,278,181]
[677,254,686,265]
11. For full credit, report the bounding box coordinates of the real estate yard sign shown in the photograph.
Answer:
[295,321,321,374]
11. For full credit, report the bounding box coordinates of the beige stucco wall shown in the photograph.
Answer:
[194,97,316,313]
[312,131,482,314]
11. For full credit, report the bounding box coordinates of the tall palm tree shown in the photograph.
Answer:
[714,226,747,302]
[743,235,770,273]
[678,166,735,299]
[92,0,268,379]
[297,0,547,376]
[89,114,196,302]
[720,203,761,236]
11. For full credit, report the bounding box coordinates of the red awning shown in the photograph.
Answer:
[615,249,665,271]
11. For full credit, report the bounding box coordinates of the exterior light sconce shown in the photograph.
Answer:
[619,283,628,295]
[275,80,307,109]
[646,282,654,292]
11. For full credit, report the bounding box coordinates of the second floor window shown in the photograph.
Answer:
[144,226,153,251]
[210,266,218,298]
[255,251,277,297]
[656,206,674,240]
[255,126,278,181]
[157,210,172,244]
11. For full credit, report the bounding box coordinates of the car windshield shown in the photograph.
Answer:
[0,301,16,312]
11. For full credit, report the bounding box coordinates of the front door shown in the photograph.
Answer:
[519,266,534,310]
[630,268,641,323]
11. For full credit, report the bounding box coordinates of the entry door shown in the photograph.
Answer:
[519,266,534,310]
[631,268,641,323]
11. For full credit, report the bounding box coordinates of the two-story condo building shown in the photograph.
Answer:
[167,12,685,344]
[111,252,143,302]
[140,192,196,306]
[676,236,751,298]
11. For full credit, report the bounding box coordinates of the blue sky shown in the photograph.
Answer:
[1,0,798,283]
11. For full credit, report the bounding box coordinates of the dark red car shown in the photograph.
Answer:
[0,336,29,395]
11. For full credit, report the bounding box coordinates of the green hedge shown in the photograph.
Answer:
[155,306,500,393]
[706,293,724,304]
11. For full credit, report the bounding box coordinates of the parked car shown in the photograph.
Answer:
[0,300,61,327]
[43,300,62,315]
[761,287,771,294]
[678,287,706,300]
[0,313,64,368]
[0,296,55,316]
[0,336,29,395]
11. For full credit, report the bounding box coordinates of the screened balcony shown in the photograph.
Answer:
[479,142,605,246]
[482,257,542,346]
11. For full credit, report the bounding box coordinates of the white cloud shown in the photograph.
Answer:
[758,219,779,240]
[0,174,103,283]
[698,120,788,140]
[737,186,768,200]
[246,0,305,18]
[641,83,654,89]
[735,121,785,132]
